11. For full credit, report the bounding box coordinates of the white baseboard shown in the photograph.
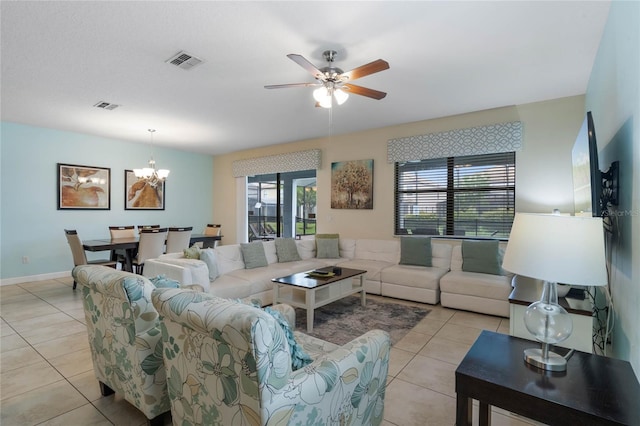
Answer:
[0,271,71,286]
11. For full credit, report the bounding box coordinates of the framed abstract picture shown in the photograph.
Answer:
[331,159,374,209]
[124,169,165,210]
[57,163,110,210]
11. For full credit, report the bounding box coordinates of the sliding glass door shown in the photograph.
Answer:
[247,170,316,241]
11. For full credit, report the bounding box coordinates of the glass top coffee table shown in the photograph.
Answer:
[272,267,367,332]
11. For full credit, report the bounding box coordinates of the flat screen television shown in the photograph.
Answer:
[571,111,602,217]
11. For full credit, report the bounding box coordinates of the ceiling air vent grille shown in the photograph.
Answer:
[93,101,120,110]
[166,51,204,70]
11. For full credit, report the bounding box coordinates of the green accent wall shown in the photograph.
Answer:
[0,122,214,281]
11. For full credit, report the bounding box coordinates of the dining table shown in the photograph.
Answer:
[82,233,222,273]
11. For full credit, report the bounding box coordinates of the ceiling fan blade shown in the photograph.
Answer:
[342,83,387,100]
[287,54,326,80]
[340,59,389,81]
[264,83,322,89]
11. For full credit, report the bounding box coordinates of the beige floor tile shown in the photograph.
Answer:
[0,360,64,400]
[1,333,30,353]
[0,284,31,297]
[0,379,87,425]
[394,330,432,353]
[0,345,45,373]
[423,305,456,321]
[33,330,89,359]
[448,310,502,331]
[92,393,153,425]
[37,403,112,426]
[418,335,472,366]
[398,354,457,397]
[1,319,17,336]
[434,322,483,345]
[20,319,86,345]
[8,311,75,334]
[388,347,415,377]
[67,370,103,402]
[383,378,456,426]
[18,280,68,292]
[0,291,39,305]
[0,301,60,322]
[498,318,510,334]
[411,317,446,335]
[66,307,88,323]
[49,347,93,377]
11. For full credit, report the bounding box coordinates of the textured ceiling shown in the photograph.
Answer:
[1,1,610,155]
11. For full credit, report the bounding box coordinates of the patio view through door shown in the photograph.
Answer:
[247,169,316,241]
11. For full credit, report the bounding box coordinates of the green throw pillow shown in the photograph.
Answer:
[399,237,432,267]
[183,244,201,259]
[199,248,219,281]
[275,238,302,263]
[316,237,339,259]
[149,274,181,289]
[240,242,268,269]
[461,240,501,275]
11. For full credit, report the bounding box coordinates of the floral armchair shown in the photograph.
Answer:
[73,265,171,425]
[151,287,391,426]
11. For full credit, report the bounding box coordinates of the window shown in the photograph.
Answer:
[247,170,316,241]
[395,152,515,238]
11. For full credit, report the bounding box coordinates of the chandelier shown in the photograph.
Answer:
[133,129,170,187]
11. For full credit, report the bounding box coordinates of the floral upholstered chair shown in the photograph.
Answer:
[151,287,391,426]
[73,265,171,425]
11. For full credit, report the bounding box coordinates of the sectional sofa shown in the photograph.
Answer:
[144,237,513,317]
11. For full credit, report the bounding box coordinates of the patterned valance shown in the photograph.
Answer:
[232,149,321,177]
[387,121,523,163]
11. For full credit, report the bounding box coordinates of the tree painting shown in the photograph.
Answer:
[331,159,374,209]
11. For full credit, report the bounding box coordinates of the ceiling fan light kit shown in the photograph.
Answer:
[265,49,389,108]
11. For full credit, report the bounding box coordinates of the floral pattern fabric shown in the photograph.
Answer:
[73,265,171,421]
[151,287,391,426]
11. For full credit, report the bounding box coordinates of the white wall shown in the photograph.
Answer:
[585,0,639,374]
[0,122,215,282]
[213,96,586,245]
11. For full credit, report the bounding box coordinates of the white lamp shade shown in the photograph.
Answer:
[502,213,607,286]
[334,89,349,105]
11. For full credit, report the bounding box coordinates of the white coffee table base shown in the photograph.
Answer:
[273,274,365,333]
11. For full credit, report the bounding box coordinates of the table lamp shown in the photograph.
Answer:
[502,213,607,371]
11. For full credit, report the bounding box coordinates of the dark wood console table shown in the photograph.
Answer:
[455,330,640,425]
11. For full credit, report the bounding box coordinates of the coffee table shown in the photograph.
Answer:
[272,267,367,332]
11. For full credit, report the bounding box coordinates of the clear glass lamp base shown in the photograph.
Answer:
[524,347,567,371]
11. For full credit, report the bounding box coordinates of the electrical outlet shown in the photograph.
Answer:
[22,256,29,264]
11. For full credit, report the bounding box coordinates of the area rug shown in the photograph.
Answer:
[295,296,430,346]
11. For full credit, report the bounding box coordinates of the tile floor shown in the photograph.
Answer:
[1,276,543,425]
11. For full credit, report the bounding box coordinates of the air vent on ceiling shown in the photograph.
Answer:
[93,101,120,110]
[165,51,204,70]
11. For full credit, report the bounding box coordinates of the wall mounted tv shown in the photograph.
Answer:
[571,111,602,217]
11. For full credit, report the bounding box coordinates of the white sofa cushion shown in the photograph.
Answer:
[431,242,453,270]
[296,239,316,260]
[215,244,245,275]
[354,239,399,263]
[380,265,449,291]
[156,257,211,292]
[440,270,512,300]
[263,240,278,264]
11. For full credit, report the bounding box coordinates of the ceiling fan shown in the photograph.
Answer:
[264,50,389,108]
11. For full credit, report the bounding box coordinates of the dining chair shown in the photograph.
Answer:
[64,229,117,289]
[109,226,136,268]
[137,224,160,235]
[165,226,192,254]
[132,227,168,274]
[202,223,222,248]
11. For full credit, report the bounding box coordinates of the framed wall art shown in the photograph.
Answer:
[331,159,374,209]
[124,170,165,210]
[57,163,111,210]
